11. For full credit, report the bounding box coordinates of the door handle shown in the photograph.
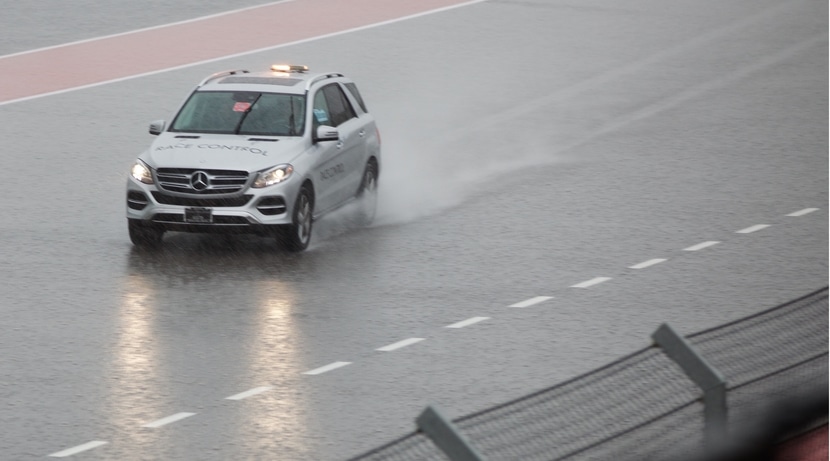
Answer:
[358,129,365,137]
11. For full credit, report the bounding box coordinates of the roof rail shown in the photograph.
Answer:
[198,69,250,87]
[305,72,345,91]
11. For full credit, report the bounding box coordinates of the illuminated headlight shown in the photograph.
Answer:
[254,164,294,188]
[130,160,154,184]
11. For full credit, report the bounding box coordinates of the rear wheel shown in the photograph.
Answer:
[128,219,164,248]
[356,160,378,225]
[280,185,313,252]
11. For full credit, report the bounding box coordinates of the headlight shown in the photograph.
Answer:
[253,164,294,188]
[130,160,154,184]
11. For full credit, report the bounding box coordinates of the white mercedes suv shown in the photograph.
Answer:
[126,64,380,251]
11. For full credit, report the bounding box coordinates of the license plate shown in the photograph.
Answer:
[185,207,213,223]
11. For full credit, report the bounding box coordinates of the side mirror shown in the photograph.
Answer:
[314,125,339,143]
[148,120,166,136]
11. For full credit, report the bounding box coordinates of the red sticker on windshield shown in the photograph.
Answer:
[233,101,251,112]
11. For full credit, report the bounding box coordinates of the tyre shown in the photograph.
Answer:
[128,219,164,248]
[355,160,378,226]
[280,185,313,252]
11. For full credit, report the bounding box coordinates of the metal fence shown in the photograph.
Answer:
[348,287,829,461]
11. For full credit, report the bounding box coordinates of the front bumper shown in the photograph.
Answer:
[125,177,297,234]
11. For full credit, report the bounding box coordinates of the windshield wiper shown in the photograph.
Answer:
[288,97,296,136]
[233,94,262,134]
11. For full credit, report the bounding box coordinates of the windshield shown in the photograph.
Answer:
[170,91,306,136]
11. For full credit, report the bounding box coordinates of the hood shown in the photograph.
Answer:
[141,133,306,172]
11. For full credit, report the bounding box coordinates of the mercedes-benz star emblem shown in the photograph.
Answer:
[191,171,210,191]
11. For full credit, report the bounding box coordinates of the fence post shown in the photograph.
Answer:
[416,405,486,461]
[652,323,727,448]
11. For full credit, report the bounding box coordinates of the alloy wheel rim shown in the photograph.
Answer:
[365,170,377,193]
[296,194,311,243]
[362,170,377,219]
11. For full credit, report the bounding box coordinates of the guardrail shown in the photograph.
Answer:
[348,287,828,461]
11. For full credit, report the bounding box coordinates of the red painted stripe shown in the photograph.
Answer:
[775,425,828,461]
[0,0,477,103]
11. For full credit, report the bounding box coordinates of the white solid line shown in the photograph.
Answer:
[142,412,196,428]
[683,241,720,251]
[0,0,297,60]
[736,224,770,234]
[226,386,274,400]
[787,208,819,217]
[377,338,425,352]
[0,0,489,107]
[571,277,612,288]
[629,258,668,269]
[49,441,108,458]
[509,296,553,308]
[446,317,490,329]
[303,361,352,375]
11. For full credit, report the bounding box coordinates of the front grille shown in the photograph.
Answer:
[151,192,253,207]
[156,168,250,194]
[127,191,148,210]
[152,214,250,225]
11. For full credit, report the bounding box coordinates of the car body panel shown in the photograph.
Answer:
[126,66,380,245]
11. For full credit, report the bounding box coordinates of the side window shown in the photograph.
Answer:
[322,83,356,127]
[344,82,368,113]
[312,90,332,129]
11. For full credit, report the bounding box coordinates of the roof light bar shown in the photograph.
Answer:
[271,64,309,73]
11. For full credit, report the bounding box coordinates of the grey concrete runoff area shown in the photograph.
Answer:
[0,0,826,459]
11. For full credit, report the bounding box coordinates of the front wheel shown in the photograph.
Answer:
[279,185,313,252]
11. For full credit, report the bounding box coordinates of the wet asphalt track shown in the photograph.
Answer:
[0,0,827,459]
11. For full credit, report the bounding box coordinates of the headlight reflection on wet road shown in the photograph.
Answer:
[105,274,168,446]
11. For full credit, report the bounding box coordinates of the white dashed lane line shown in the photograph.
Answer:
[142,412,197,428]
[787,208,819,217]
[446,317,490,328]
[683,241,720,251]
[303,361,352,375]
[46,206,822,457]
[376,338,425,352]
[226,386,274,400]
[629,258,668,269]
[736,224,771,234]
[571,277,612,288]
[509,296,554,308]
[49,441,108,458]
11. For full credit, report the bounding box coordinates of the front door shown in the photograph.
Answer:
[311,83,365,214]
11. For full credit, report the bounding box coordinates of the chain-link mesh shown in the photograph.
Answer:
[453,348,701,460]
[726,356,827,436]
[688,288,828,388]
[574,402,705,460]
[348,288,828,461]
[689,288,829,451]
